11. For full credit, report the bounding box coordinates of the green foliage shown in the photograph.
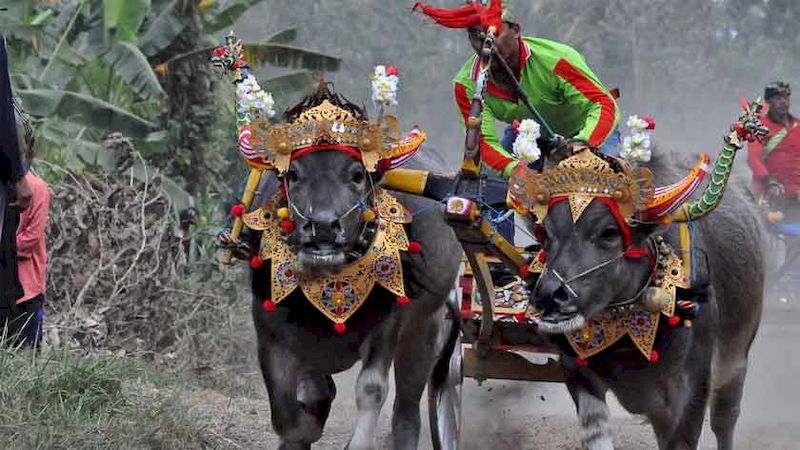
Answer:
[0,347,220,449]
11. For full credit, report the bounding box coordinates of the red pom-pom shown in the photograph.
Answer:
[397,295,411,307]
[407,241,421,255]
[212,47,226,57]
[576,357,589,367]
[649,350,660,363]
[334,322,347,335]
[643,115,656,130]
[250,256,264,269]
[668,315,681,327]
[519,264,530,278]
[537,251,547,264]
[386,66,399,76]
[514,312,527,323]
[262,299,276,313]
[230,203,246,217]
[280,219,295,234]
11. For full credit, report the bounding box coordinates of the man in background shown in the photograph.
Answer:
[747,81,800,220]
[14,102,49,347]
[0,32,31,331]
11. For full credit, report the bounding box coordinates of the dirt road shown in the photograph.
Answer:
[191,298,797,450]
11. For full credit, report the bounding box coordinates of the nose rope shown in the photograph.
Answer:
[542,239,658,306]
[283,172,377,237]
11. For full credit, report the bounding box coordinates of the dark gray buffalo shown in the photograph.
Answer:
[247,87,461,450]
[531,152,764,450]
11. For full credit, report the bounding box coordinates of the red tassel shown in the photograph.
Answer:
[262,299,276,313]
[514,312,527,323]
[279,184,288,199]
[649,350,660,363]
[519,264,530,278]
[537,251,547,264]
[397,295,411,306]
[230,203,246,217]
[280,219,295,234]
[668,315,681,327]
[576,357,589,367]
[407,241,421,254]
[212,47,226,57]
[334,322,347,335]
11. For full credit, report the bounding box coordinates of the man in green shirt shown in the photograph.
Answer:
[414,0,621,178]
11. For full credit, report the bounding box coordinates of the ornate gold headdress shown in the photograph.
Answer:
[509,149,655,223]
[243,82,426,174]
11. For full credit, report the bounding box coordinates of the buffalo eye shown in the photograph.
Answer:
[287,168,299,183]
[351,170,365,184]
[598,227,619,241]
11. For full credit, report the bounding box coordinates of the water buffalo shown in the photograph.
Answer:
[528,149,764,450]
[247,85,462,450]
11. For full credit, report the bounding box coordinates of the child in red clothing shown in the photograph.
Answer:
[8,106,49,348]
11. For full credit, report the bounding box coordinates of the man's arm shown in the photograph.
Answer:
[747,139,770,194]
[454,81,519,178]
[552,57,619,148]
[16,179,50,259]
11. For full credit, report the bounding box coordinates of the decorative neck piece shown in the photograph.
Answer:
[527,238,691,363]
[243,189,415,334]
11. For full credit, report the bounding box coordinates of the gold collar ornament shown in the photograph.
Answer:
[242,189,413,334]
[526,238,690,363]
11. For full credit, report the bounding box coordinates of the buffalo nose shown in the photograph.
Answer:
[300,216,342,241]
[533,272,572,311]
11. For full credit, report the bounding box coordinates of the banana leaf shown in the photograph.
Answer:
[102,42,164,99]
[138,0,190,57]
[103,0,151,43]
[202,0,265,34]
[18,88,158,138]
[162,43,340,73]
[263,70,319,109]
[265,27,297,44]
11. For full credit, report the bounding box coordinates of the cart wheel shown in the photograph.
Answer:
[429,332,463,450]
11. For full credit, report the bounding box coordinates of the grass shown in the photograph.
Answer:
[0,345,224,450]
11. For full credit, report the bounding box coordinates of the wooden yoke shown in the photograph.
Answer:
[221,168,264,264]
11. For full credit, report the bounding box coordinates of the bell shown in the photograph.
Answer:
[642,287,670,312]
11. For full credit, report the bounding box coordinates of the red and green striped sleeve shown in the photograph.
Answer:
[453,65,519,177]
[551,54,619,148]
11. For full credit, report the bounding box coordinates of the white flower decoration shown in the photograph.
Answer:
[371,65,399,107]
[620,117,653,163]
[236,73,276,120]
[512,119,541,162]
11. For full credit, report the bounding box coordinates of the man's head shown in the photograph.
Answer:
[765,81,791,118]
[467,21,520,63]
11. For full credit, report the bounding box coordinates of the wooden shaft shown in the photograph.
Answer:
[221,168,264,264]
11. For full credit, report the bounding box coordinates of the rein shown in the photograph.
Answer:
[539,237,658,309]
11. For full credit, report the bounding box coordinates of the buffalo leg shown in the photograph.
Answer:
[258,343,334,450]
[565,363,614,450]
[346,319,399,450]
[392,308,446,450]
[710,366,747,450]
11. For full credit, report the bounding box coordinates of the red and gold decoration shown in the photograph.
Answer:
[246,97,426,174]
[242,189,412,332]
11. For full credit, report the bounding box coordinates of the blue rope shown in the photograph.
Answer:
[688,221,697,286]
